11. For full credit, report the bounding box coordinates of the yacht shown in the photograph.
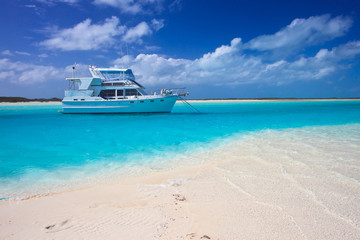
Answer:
[62,66,188,113]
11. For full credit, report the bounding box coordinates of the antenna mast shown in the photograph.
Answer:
[72,62,76,78]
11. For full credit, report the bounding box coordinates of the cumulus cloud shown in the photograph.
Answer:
[40,17,163,50]
[93,0,165,14]
[110,15,360,87]
[122,22,152,43]
[0,59,92,84]
[113,39,360,86]
[40,16,125,51]
[246,14,352,52]
[114,54,191,84]
[0,58,63,84]
[6,15,360,89]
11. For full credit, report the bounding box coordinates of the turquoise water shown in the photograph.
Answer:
[1,101,360,198]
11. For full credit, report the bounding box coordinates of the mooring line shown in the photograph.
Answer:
[179,97,201,113]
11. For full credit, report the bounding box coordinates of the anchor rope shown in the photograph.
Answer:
[179,97,201,113]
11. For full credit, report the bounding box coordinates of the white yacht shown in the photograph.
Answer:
[62,66,188,113]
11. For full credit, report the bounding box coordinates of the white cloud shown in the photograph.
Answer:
[122,21,152,43]
[264,60,286,71]
[17,65,60,83]
[38,53,49,58]
[5,15,360,89]
[93,0,164,14]
[0,58,63,84]
[1,50,13,56]
[114,54,191,84]
[94,0,141,14]
[151,19,164,31]
[3,39,359,87]
[110,15,359,87]
[40,17,162,50]
[40,16,125,51]
[2,50,31,56]
[169,0,182,12]
[112,39,360,87]
[332,41,360,59]
[0,71,15,80]
[246,15,352,52]
[15,51,31,56]
[0,59,90,85]
[36,0,80,5]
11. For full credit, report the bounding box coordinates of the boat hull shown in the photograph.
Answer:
[62,96,178,114]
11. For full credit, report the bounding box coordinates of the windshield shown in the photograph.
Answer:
[101,70,135,81]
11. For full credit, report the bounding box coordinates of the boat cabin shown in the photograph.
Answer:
[65,67,147,100]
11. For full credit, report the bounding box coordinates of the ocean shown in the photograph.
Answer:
[1,100,360,199]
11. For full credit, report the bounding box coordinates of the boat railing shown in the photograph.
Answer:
[149,88,189,97]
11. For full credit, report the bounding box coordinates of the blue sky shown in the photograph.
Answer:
[1,0,360,99]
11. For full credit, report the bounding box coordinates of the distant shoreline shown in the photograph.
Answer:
[1,98,360,106]
[0,101,62,106]
[0,97,62,103]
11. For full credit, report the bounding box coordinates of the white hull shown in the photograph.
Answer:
[62,95,178,113]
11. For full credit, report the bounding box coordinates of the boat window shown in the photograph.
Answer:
[140,101,144,103]
[99,89,115,98]
[113,82,125,86]
[125,89,140,96]
[137,88,147,95]
[150,100,154,102]
[130,101,134,103]
[117,90,124,97]
[160,99,164,102]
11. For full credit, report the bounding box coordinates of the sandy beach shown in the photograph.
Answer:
[1,125,359,240]
[0,101,62,106]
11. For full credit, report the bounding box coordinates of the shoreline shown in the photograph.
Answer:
[0,101,62,106]
[1,124,360,239]
[0,98,359,106]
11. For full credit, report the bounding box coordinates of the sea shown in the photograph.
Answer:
[1,100,360,200]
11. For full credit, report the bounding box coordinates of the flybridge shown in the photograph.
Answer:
[88,66,144,88]
[89,67,135,82]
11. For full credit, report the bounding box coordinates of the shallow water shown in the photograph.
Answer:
[1,101,360,199]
